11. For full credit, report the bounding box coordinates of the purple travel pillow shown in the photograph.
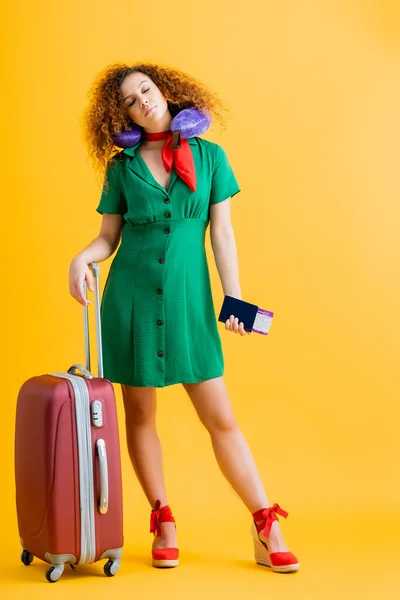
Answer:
[113,107,211,148]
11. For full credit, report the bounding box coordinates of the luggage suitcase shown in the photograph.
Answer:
[15,262,123,582]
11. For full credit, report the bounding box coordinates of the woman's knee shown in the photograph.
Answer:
[121,384,156,426]
[183,379,239,435]
[203,411,238,436]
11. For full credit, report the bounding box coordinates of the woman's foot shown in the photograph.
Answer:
[251,503,299,573]
[152,521,178,551]
[256,518,289,553]
[150,501,179,568]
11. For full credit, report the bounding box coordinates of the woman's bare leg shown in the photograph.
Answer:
[121,384,177,549]
[182,377,289,553]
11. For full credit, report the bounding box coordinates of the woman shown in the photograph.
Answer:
[69,63,299,573]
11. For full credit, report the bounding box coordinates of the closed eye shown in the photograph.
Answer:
[128,88,150,107]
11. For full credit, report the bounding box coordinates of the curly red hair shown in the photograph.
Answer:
[81,62,228,182]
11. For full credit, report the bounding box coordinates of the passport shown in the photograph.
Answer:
[218,295,274,335]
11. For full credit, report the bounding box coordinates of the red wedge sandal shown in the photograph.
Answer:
[150,500,179,568]
[251,503,299,573]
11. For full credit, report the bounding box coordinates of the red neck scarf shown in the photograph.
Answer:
[144,131,196,192]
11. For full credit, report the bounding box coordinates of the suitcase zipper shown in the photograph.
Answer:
[51,373,96,564]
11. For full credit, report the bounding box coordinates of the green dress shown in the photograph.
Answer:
[96,137,241,388]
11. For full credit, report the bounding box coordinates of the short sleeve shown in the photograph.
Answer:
[209,145,241,205]
[96,161,127,215]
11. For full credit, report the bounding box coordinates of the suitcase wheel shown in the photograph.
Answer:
[21,550,33,566]
[45,566,64,583]
[104,559,119,577]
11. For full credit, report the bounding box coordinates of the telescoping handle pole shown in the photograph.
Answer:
[83,262,104,378]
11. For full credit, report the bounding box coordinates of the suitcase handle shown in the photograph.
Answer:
[83,262,104,378]
[96,439,109,515]
[67,364,94,379]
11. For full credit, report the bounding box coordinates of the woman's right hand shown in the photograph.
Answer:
[69,257,94,306]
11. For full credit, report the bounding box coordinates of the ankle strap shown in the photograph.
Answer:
[252,503,289,538]
[150,500,175,536]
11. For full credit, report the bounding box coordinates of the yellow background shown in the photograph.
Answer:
[2,0,400,598]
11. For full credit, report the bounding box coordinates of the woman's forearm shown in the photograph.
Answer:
[211,228,242,299]
[74,235,116,265]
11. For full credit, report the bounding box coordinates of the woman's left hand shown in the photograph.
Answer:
[225,315,252,336]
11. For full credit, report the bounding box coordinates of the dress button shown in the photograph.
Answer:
[164,198,170,204]
[159,258,165,264]
[158,351,164,357]
[156,288,163,294]
[165,212,171,218]
[157,320,163,326]
[165,228,170,234]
